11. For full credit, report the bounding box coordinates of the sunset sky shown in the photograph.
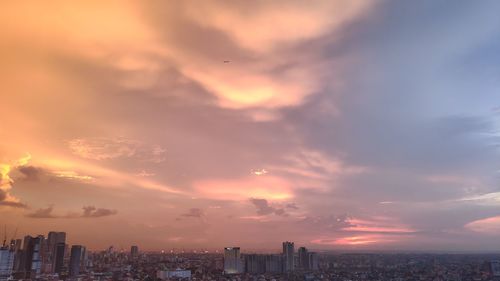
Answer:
[2,0,500,252]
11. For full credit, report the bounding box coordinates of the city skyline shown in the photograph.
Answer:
[2,0,500,252]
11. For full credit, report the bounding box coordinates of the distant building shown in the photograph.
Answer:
[282,241,295,271]
[308,252,318,271]
[0,246,15,281]
[298,247,309,270]
[244,254,266,274]
[69,245,85,277]
[46,232,66,273]
[131,245,139,257]
[21,235,44,278]
[224,247,242,274]
[157,269,191,280]
[54,243,65,274]
[265,254,283,273]
[492,260,500,277]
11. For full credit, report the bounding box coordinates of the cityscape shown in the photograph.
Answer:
[2,231,500,280]
[3,0,500,280]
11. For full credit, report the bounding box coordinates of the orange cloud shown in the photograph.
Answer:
[344,218,416,233]
[465,216,500,234]
[193,176,292,201]
[311,235,381,246]
[1,1,372,118]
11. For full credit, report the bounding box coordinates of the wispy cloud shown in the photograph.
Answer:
[26,205,117,219]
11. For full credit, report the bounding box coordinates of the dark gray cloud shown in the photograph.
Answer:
[25,205,56,218]
[17,165,43,181]
[82,206,118,218]
[250,198,287,217]
[26,205,117,219]
[181,208,204,218]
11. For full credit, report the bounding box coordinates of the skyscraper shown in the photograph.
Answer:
[69,245,85,277]
[30,235,44,276]
[0,246,15,281]
[298,246,309,270]
[130,245,139,257]
[308,252,318,271]
[223,247,242,274]
[54,243,65,274]
[21,235,44,278]
[244,254,266,274]
[282,241,294,272]
[265,254,283,273]
[46,232,66,273]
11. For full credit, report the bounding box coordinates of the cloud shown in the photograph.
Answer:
[181,208,204,218]
[0,189,27,208]
[26,205,117,219]
[0,158,29,208]
[67,137,166,163]
[194,176,292,201]
[249,198,287,217]
[82,206,118,218]
[17,165,42,181]
[25,205,56,218]
[465,216,500,234]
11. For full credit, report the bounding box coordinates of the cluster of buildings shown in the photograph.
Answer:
[5,231,500,281]
[223,241,318,275]
[0,231,90,280]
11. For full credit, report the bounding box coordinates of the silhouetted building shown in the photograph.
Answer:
[69,245,85,277]
[492,260,500,277]
[21,235,44,278]
[131,245,139,257]
[265,254,284,273]
[308,252,318,270]
[298,247,309,270]
[54,243,65,274]
[0,246,15,281]
[244,254,266,274]
[46,231,66,273]
[224,247,242,274]
[282,241,295,271]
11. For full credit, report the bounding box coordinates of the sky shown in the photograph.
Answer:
[2,0,500,252]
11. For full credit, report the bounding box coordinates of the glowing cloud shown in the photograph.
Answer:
[194,176,293,200]
[465,216,500,234]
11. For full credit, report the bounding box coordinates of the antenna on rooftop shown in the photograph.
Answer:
[2,225,6,247]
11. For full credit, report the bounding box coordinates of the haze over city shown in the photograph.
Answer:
[2,0,500,253]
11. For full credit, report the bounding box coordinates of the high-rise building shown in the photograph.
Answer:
[492,260,500,277]
[298,247,309,270]
[21,235,44,278]
[282,241,295,272]
[130,245,139,257]
[265,254,283,273]
[46,232,66,273]
[223,247,242,274]
[54,243,65,274]
[0,246,15,281]
[69,245,85,277]
[9,239,22,273]
[244,254,266,274]
[308,252,318,271]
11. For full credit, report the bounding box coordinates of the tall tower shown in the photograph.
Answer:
[282,241,295,272]
[298,246,309,270]
[46,232,66,273]
[223,247,242,274]
[130,245,139,257]
[69,245,84,277]
[0,245,15,281]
